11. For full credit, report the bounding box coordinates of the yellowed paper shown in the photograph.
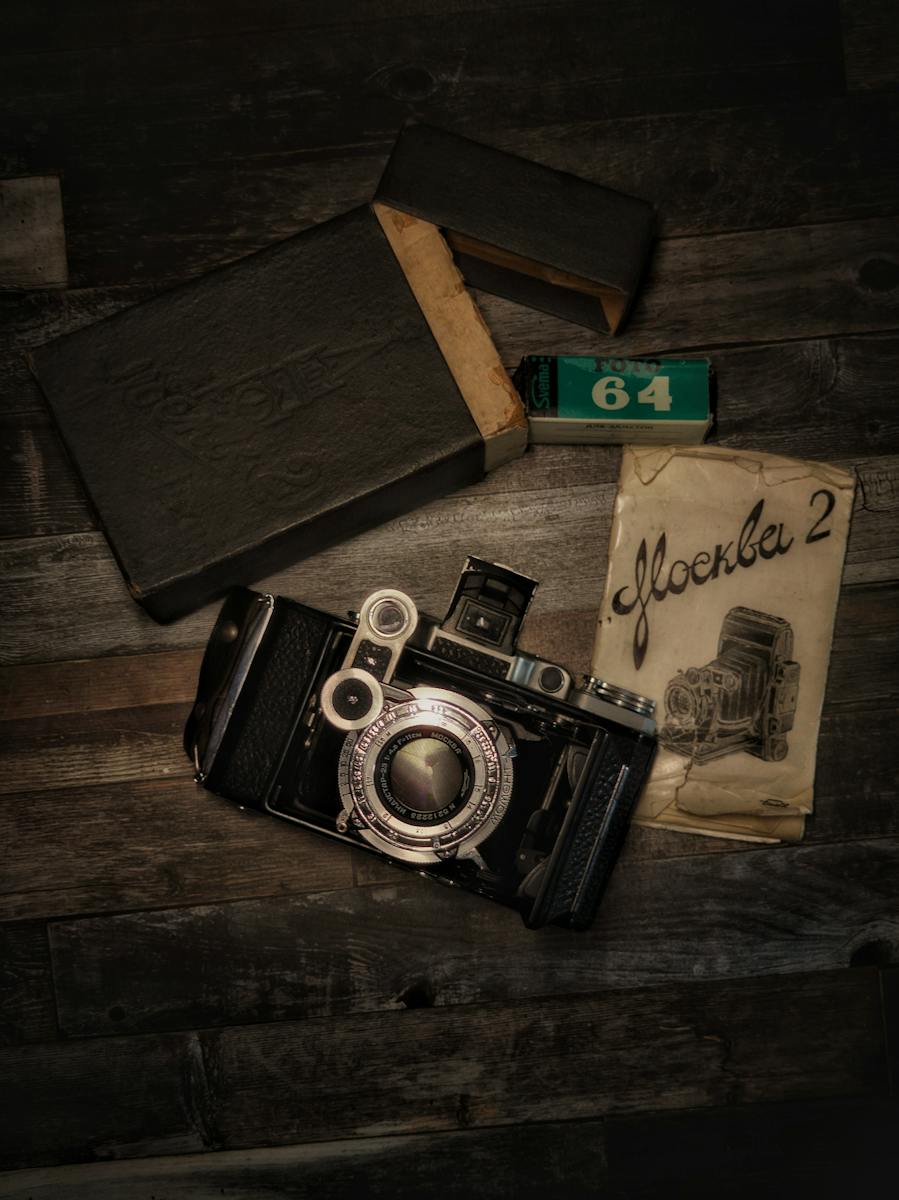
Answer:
[593,446,854,841]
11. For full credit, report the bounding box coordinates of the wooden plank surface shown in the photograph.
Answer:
[1,0,897,1186]
[3,93,895,289]
[0,1031,211,1169]
[842,0,899,90]
[44,837,899,1037]
[0,573,893,722]
[0,1,844,180]
[4,217,898,373]
[0,967,886,1169]
[0,579,894,924]
[0,700,894,925]
[0,924,56,1045]
[3,479,897,666]
[0,777,355,924]
[3,1096,895,1200]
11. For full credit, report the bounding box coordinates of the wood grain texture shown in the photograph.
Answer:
[1,574,891,717]
[45,95,899,290]
[0,1120,606,1200]
[0,968,885,1168]
[0,777,355,923]
[5,218,898,382]
[1,452,897,665]
[842,0,899,90]
[46,836,899,1037]
[0,703,190,796]
[200,969,888,1151]
[0,1,844,178]
[3,1096,895,1199]
[0,411,90,537]
[0,649,202,721]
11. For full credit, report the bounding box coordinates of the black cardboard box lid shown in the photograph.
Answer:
[375,123,655,334]
[29,203,526,622]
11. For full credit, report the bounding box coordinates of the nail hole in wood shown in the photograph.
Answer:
[398,981,435,1008]
[385,65,437,101]
[850,940,895,968]
[858,258,899,292]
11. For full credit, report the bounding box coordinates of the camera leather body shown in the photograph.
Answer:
[187,575,656,931]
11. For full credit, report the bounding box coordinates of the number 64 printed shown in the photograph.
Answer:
[592,375,672,412]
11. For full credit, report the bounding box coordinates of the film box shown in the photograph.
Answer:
[29,204,526,621]
[376,124,655,334]
[515,355,712,444]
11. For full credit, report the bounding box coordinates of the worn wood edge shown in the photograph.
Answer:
[0,1122,605,1199]
[0,177,67,292]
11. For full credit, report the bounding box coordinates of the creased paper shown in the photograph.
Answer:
[592,445,854,841]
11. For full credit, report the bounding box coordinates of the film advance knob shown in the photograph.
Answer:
[581,675,656,718]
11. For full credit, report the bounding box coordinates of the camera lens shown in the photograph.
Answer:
[389,736,464,814]
[667,683,695,720]
[370,598,410,637]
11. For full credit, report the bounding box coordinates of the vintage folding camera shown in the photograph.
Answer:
[660,605,800,764]
[185,558,657,930]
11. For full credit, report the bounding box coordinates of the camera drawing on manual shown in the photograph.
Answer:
[186,558,657,930]
[659,606,800,764]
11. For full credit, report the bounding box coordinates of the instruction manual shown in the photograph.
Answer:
[592,445,855,842]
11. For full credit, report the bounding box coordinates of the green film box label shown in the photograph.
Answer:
[515,355,712,444]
